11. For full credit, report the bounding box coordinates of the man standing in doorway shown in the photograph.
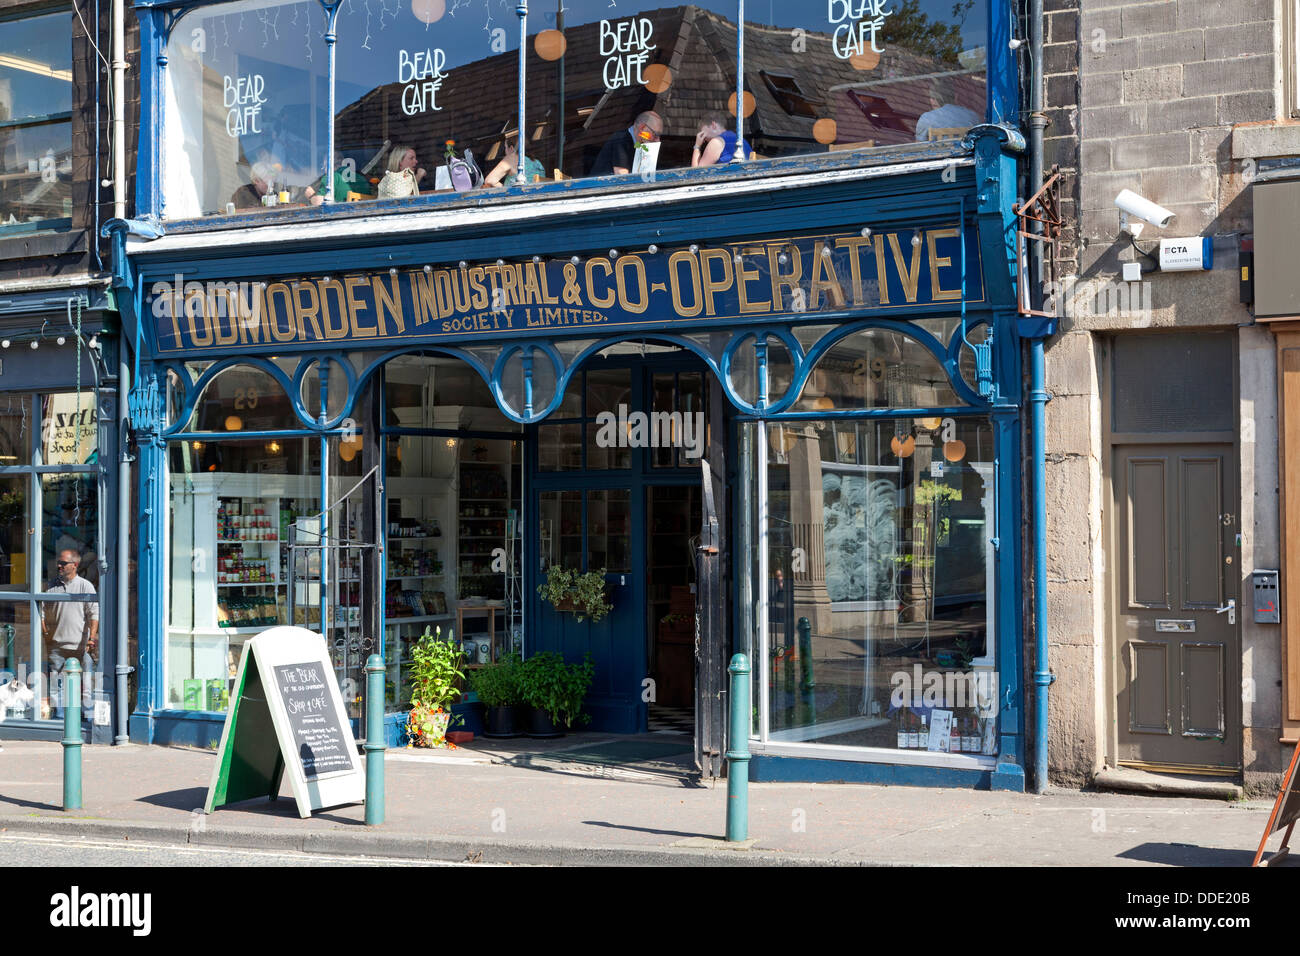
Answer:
[44,549,99,721]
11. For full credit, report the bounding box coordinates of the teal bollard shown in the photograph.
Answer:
[726,653,751,842]
[62,659,82,811]
[364,655,385,826]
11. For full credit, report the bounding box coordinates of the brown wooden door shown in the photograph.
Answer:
[1113,444,1240,771]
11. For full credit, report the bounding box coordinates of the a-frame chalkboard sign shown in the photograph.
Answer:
[1253,743,1300,866]
[204,627,365,819]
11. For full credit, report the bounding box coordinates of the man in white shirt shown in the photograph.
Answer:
[43,549,99,720]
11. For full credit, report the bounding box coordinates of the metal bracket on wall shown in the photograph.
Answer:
[1013,166,1064,318]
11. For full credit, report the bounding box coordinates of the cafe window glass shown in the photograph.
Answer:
[743,0,987,158]
[0,10,72,231]
[334,0,520,204]
[163,0,329,218]
[746,414,997,756]
[525,0,741,184]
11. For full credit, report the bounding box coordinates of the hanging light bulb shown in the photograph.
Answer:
[423,264,432,273]
[459,260,468,269]
[496,259,505,266]
[860,227,872,238]
[609,249,619,259]
[29,341,37,350]
[389,267,398,276]
[689,244,699,254]
[911,231,922,247]
[87,336,98,349]
[821,245,832,258]
[570,256,580,265]
[532,255,541,263]
[2,340,11,349]
[778,253,789,266]
[647,244,658,255]
[56,336,66,345]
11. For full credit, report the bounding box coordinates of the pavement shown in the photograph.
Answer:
[0,733,1291,866]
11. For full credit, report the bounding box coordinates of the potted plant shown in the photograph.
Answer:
[537,566,613,623]
[519,651,595,737]
[406,626,465,748]
[467,653,524,737]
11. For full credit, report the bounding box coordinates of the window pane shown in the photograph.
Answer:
[525,1,741,184]
[41,474,98,592]
[539,490,582,570]
[164,0,330,218]
[586,488,630,572]
[0,11,72,227]
[0,603,37,721]
[0,395,30,463]
[0,476,27,589]
[743,1,987,158]
[187,364,296,434]
[761,415,997,754]
[334,0,520,204]
[537,422,581,470]
[167,438,322,712]
[793,327,964,411]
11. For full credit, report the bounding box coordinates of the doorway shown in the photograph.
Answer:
[1106,333,1241,774]
[529,350,714,734]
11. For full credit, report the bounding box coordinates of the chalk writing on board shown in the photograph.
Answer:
[399,48,448,115]
[224,73,266,136]
[600,18,655,91]
[273,662,354,778]
[828,0,894,59]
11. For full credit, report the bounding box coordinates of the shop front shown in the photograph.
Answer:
[110,0,1027,788]
[0,288,128,744]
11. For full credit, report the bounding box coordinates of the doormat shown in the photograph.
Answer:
[552,739,692,766]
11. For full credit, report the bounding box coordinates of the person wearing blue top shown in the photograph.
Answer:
[692,115,752,166]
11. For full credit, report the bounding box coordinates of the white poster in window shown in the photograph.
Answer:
[928,709,953,752]
[41,394,97,466]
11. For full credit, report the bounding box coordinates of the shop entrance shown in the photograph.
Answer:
[530,351,713,734]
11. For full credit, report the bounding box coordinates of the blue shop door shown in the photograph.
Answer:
[534,487,644,733]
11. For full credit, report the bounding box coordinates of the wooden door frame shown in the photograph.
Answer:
[1257,319,1300,743]
[1101,331,1243,774]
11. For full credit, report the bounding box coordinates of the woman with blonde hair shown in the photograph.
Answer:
[377,145,426,199]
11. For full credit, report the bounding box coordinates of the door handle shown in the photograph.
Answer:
[1214,599,1235,625]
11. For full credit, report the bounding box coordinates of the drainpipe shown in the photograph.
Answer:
[112,0,126,221]
[116,357,132,743]
[1027,0,1052,794]
[517,1,528,182]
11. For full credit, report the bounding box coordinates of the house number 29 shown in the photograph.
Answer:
[234,387,259,410]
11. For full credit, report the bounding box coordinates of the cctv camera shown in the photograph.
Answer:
[1114,189,1174,237]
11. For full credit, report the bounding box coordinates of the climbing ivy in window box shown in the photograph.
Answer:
[537,566,613,623]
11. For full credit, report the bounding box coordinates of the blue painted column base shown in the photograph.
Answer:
[990,761,1026,792]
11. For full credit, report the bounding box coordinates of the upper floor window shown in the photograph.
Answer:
[159,0,990,220]
[0,9,72,232]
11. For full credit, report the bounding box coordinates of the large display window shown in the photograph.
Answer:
[0,390,103,728]
[157,0,993,218]
[742,412,997,760]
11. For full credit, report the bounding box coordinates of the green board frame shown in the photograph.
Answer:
[205,646,285,812]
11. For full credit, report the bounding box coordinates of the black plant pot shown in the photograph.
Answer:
[482,703,521,738]
[527,706,565,739]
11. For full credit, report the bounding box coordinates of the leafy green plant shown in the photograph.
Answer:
[537,566,613,623]
[467,652,523,707]
[519,651,595,727]
[408,626,465,712]
[407,626,465,747]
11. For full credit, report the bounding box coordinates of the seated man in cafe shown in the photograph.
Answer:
[588,111,663,177]
[228,161,275,210]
